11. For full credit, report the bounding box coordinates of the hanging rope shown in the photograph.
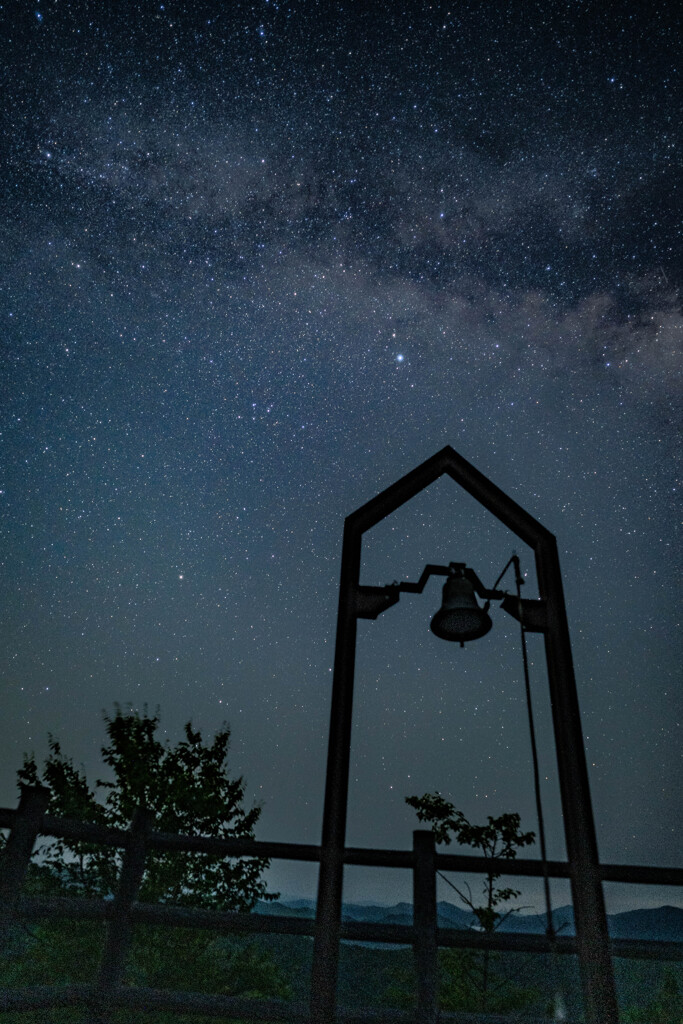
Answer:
[509,553,567,1021]
[510,554,554,943]
[434,553,567,1017]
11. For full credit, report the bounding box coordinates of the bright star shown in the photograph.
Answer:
[396,354,404,362]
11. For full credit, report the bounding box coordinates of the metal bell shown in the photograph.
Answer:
[430,569,492,645]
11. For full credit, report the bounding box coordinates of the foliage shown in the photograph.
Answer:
[126,927,292,998]
[0,919,105,986]
[406,791,537,1010]
[0,936,679,1023]
[18,706,274,911]
[439,948,540,1013]
[622,968,683,1024]
[0,918,290,1001]
[381,946,541,1014]
[1,707,290,1007]
[406,791,535,933]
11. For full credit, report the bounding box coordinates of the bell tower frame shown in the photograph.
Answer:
[310,445,618,1023]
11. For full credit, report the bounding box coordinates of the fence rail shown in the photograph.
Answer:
[6,893,682,962]
[1,787,682,1021]
[2,805,680,885]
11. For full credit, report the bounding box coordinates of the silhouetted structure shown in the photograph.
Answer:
[311,445,618,1023]
[2,447,682,1022]
[1,784,681,1019]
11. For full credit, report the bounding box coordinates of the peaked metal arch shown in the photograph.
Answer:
[310,446,618,1024]
[348,444,552,542]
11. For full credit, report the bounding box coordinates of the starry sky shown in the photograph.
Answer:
[1,1,680,913]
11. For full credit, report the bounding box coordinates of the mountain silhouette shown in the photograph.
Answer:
[255,899,683,942]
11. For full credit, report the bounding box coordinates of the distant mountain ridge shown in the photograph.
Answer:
[255,899,683,943]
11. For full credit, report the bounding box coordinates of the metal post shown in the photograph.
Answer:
[413,830,438,1024]
[536,537,619,1022]
[310,524,362,1023]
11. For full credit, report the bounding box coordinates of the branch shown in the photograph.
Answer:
[494,904,532,932]
[437,871,476,914]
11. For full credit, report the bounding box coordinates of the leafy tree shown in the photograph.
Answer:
[406,791,537,1011]
[406,792,535,933]
[3,707,288,1001]
[17,706,273,910]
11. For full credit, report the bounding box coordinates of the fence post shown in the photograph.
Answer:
[413,829,438,1023]
[96,805,152,999]
[0,785,50,951]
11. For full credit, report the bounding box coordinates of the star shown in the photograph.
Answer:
[0,0,679,912]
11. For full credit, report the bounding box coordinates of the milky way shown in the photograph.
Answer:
[1,2,680,909]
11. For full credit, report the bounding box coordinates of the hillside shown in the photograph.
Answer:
[255,898,683,942]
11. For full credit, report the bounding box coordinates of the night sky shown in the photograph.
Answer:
[1,2,680,913]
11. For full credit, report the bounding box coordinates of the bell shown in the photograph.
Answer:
[430,570,492,645]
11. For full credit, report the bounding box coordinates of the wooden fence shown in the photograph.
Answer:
[1,785,681,1022]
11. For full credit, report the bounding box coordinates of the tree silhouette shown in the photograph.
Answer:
[407,791,536,1011]
[5,707,289,1000]
[18,705,273,910]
